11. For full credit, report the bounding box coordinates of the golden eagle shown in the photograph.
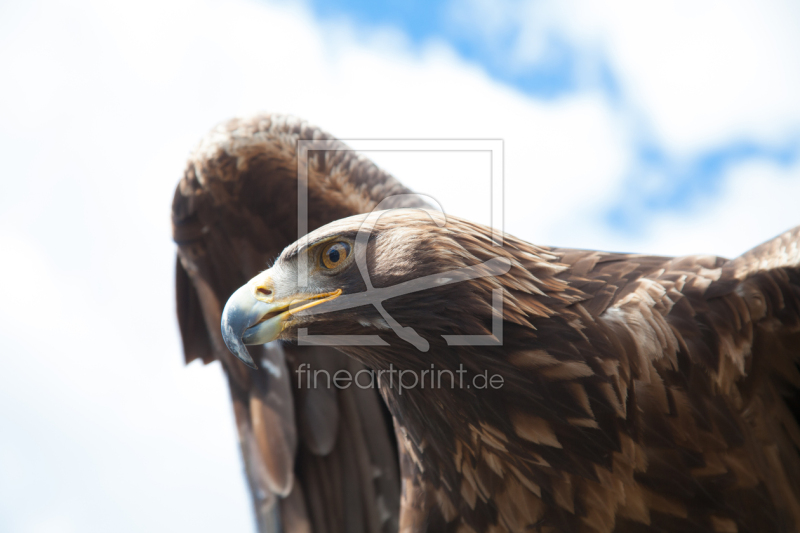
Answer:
[173,114,800,533]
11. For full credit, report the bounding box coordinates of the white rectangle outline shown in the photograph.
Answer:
[296,139,504,347]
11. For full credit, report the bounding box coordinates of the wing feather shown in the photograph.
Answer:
[545,229,800,532]
[172,114,418,532]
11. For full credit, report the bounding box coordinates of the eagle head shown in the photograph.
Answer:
[221,208,512,369]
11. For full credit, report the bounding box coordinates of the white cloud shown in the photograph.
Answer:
[572,0,800,152]
[0,228,254,533]
[451,0,800,154]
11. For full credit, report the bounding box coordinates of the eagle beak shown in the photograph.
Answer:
[221,274,342,369]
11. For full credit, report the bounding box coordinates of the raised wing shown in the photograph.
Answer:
[172,114,424,532]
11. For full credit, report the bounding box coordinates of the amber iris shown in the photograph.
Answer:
[321,241,351,269]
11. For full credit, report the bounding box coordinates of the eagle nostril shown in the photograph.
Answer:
[257,288,272,297]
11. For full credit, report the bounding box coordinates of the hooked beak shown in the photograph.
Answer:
[221,273,342,369]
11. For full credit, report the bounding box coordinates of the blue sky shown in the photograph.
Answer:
[608,136,800,232]
[306,0,582,98]
[2,1,800,532]
[303,0,800,234]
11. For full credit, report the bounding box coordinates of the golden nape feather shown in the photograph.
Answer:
[173,113,800,533]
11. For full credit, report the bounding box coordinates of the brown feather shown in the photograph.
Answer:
[172,114,414,532]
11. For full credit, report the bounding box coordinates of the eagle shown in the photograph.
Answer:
[172,114,800,533]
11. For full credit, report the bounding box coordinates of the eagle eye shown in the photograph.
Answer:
[320,241,351,270]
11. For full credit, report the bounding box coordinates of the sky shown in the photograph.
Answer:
[1,0,800,532]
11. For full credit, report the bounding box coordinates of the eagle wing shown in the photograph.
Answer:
[172,114,422,532]
[492,233,800,532]
[396,232,800,532]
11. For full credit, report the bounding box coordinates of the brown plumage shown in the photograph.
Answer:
[173,113,800,533]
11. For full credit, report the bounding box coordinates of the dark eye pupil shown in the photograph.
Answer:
[321,241,349,269]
